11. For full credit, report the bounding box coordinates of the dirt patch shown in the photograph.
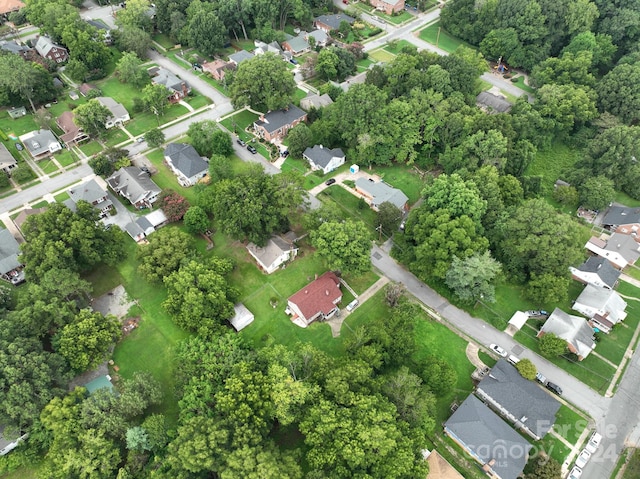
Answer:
[91,285,136,319]
[122,316,140,336]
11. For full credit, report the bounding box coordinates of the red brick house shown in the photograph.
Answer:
[254,104,307,142]
[286,272,342,327]
[202,59,234,81]
[370,0,405,15]
[34,36,68,63]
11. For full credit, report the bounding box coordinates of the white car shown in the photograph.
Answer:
[575,449,591,468]
[568,465,582,479]
[346,299,359,312]
[489,344,508,358]
[585,432,602,454]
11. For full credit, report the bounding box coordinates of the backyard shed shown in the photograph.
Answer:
[229,303,254,331]
[350,164,359,174]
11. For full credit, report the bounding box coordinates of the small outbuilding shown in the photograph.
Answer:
[229,303,254,331]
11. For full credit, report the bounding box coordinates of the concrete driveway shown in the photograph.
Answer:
[101,192,140,230]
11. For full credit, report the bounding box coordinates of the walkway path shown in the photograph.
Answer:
[621,274,640,289]
[464,343,487,370]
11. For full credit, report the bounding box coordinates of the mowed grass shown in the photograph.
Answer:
[552,405,588,445]
[369,48,396,63]
[525,142,580,196]
[145,149,201,204]
[220,109,260,136]
[419,21,475,53]
[375,163,426,204]
[594,282,640,364]
[319,185,378,232]
[376,9,413,24]
[383,39,417,54]
[78,141,103,157]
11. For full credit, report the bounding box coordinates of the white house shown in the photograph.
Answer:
[569,256,621,290]
[96,97,130,128]
[19,129,61,159]
[163,143,209,187]
[586,234,640,269]
[246,232,298,274]
[572,284,627,333]
[303,145,345,175]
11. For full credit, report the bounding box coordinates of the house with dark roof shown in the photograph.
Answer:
[228,50,254,66]
[537,308,596,360]
[124,209,168,242]
[586,233,640,269]
[79,83,97,97]
[163,143,208,187]
[300,93,333,111]
[151,68,191,102]
[572,284,627,333]
[0,229,23,285]
[18,129,61,159]
[106,166,161,209]
[247,232,298,274]
[355,177,409,211]
[56,111,89,145]
[0,40,30,59]
[34,36,68,63]
[282,33,310,56]
[254,104,307,142]
[370,0,405,15]
[444,395,533,479]
[303,145,345,175]
[476,360,561,440]
[314,13,355,32]
[287,271,342,327]
[65,179,113,218]
[202,59,234,81]
[602,206,640,235]
[86,19,112,44]
[476,91,512,114]
[0,142,16,174]
[569,256,621,290]
[96,97,130,128]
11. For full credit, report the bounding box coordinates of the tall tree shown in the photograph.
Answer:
[185,0,226,56]
[142,83,170,121]
[73,100,112,139]
[445,252,502,304]
[114,26,152,60]
[0,54,54,112]
[116,0,153,31]
[188,120,233,157]
[311,219,371,274]
[137,228,194,283]
[598,62,640,125]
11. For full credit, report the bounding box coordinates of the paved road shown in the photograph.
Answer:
[370,244,640,478]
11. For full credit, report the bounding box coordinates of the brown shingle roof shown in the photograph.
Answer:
[288,271,341,320]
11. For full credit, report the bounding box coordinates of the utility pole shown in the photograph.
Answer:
[377,224,383,242]
[436,27,441,47]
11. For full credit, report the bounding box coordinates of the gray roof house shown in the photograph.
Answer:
[305,29,329,47]
[247,232,298,274]
[65,179,113,218]
[537,308,596,360]
[476,359,561,440]
[96,97,130,128]
[602,206,640,230]
[0,142,17,174]
[314,13,355,32]
[254,104,307,142]
[282,33,310,56]
[303,145,345,175]
[254,40,282,56]
[228,50,254,66]
[300,93,333,111]
[476,91,512,113]
[569,255,621,290]
[572,284,627,333]
[151,67,191,102]
[0,229,22,284]
[0,40,30,58]
[18,129,62,159]
[445,395,533,479]
[124,209,168,242]
[106,166,161,209]
[163,143,209,187]
[355,177,409,211]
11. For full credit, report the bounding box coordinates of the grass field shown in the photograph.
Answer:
[126,104,190,137]
[419,21,474,53]
[375,164,426,204]
[623,449,640,478]
[78,141,103,157]
[511,76,536,94]
[220,110,260,138]
[319,185,378,232]
[39,159,59,175]
[376,10,413,25]
[383,39,417,54]
[103,128,130,147]
[552,405,588,445]
[525,142,581,195]
[280,156,309,175]
[356,57,375,72]
[152,33,174,50]
[369,48,396,63]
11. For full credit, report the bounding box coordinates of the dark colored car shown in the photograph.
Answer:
[290,58,299,65]
[325,178,336,186]
[237,138,246,147]
[247,145,257,154]
[282,149,290,157]
[546,381,562,396]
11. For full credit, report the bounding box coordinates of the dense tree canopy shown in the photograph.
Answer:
[137,228,194,282]
[311,219,372,274]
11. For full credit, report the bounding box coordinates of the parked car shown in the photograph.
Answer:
[585,432,602,454]
[237,138,246,147]
[15,143,23,151]
[575,449,591,468]
[346,299,359,312]
[325,178,336,186]
[507,355,520,366]
[247,145,257,154]
[136,137,144,143]
[546,381,562,396]
[489,344,507,358]
[282,149,290,157]
[568,466,582,479]
[290,58,299,65]
[535,372,547,384]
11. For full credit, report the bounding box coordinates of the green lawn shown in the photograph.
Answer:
[375,10,413,25]
[54,150,79,167]
[615,191,640,207]
[369,48,396,63]
[102,128,130,148]
[96,76,144,114]
[184,92,211,110]
[525,141,581,196]
[419,21,475,53]
[552,405,588,445]
[39,159,59,175]
[293,88,308,106]
[304,171,324,190]
[511,76,536,94]
[537,433,572,465]
[152,33,174,50]
[13,163,36,184]
[626,266,640,281]
[623,449,640,478]
[319,185,378,232]
[145,149,201,205]
[0,465,39,479]
[356,57,375,72]
[198,73,230,96]
[375,164,426,205]
[79,141,103,157]
[281,156,309,175]
[383,39,417,54]
[220,110,260,135]
[0,111,38,139]
[54,191,70,203]
[126,104,190,137]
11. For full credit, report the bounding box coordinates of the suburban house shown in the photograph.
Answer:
[476,91,512,114]
[65,178,113,218]
[355,177,409,211]
[163,143,209,187]
[586,234,640,269]
[444,395,533,479]
[124,209,168,242]
[370,0,405,15]
[254,40,283,56]
[286,271,342,327]
[229,303,254,331]
[34,36,68,63]
[569,255,621,290]
[300,93,333,111]
[572,284,627,333]
[96,97,130,128]
[0,229,23,285]
[476,360,561,441]
[13,207,45,236]
[602,206,640,235]
[305,29,329,47]
[86,19,112,44]
[19,129,61,159]
[106,166,161,209]
[0,40,30,59]
[56,111,89,145]
[202,59,234,81]
[314,13,355,33]
[246,232,298,274]
[282,33,310,56]
[79,83,97,97]
[0,142,17,174]
[150,67,191,102]
[228,50,254,67]
[254,104,307,142]
[0,0,24,17]
[303,145,346,174]
[537,308,596,361]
